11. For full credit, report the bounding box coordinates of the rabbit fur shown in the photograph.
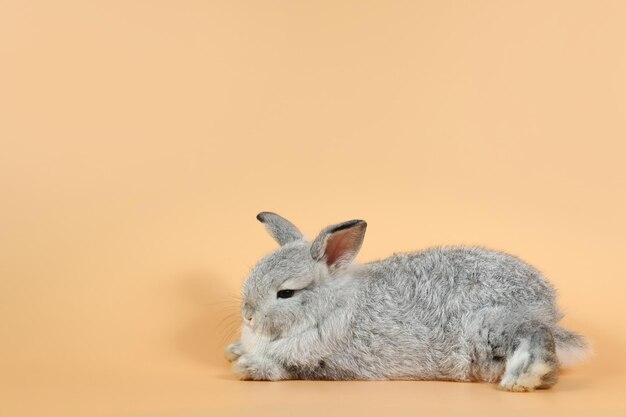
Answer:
[225,212,589,391]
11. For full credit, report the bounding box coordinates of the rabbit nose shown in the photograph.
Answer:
[242,302,254,321]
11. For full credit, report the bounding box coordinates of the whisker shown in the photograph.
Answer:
[224,326,240,344]
[218,319,241,345]
[219,326,239,345]
[215,312,240,328]
[199,295,245,348]
[221,326,240,346]
[204,300,241,308]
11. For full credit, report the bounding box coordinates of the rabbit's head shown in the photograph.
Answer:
[241,212,367,339]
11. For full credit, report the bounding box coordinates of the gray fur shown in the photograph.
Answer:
[226,213,589,391]
[256,212,303,246]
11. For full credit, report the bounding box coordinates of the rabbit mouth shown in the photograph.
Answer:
[247,318,284,341]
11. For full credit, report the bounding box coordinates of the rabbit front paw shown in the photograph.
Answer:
[233,354,286,381]
[224,340,244,362]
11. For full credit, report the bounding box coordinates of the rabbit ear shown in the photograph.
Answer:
[256,212,304,246]
[310,220,367,274]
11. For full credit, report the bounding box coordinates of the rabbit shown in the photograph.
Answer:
[225,212,589,391]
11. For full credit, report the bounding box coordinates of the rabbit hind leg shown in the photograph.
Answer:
[498,321,559,392]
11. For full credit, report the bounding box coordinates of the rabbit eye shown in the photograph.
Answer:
[277,289,295,299]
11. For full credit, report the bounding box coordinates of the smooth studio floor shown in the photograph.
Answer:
[3,327,625,417]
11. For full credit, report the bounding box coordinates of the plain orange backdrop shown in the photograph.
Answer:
[1,1,626,416]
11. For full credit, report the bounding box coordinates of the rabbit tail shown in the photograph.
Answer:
[552,326,591,367]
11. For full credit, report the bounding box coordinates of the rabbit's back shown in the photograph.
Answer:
[364,246,559,321]
[347,247,561,380]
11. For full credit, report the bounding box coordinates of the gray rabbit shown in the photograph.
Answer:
[225,212,589,391]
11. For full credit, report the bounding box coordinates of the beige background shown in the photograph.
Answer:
[2,1,626,416]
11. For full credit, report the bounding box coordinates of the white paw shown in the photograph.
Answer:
[499,361,552,392]
[499,339,556,392]
[224,340,244,362]
[233,354,286,381]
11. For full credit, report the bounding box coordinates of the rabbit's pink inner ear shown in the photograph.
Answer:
[324,223,366,269]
